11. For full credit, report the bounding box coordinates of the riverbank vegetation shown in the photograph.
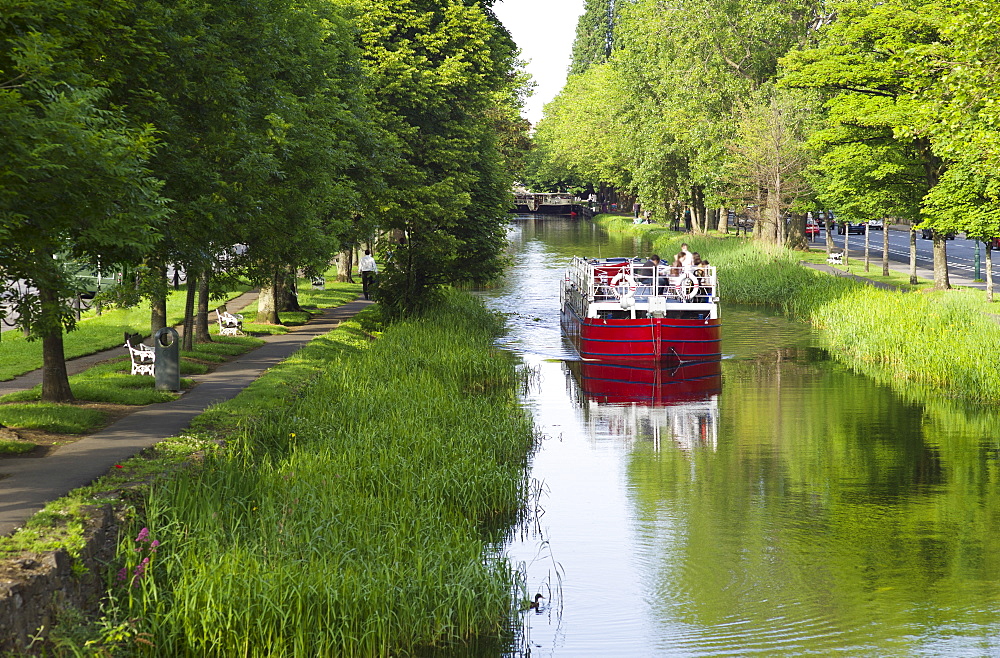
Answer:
[529,0,1000,293]
[29,292,535,655]
[598,217,1000,404]
[1,0,529,402]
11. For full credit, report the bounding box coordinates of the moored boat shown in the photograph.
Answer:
[560,256,721,363]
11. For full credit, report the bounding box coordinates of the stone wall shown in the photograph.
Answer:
[0,505,120,652]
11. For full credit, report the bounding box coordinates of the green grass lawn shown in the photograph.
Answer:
[0,335,264,436]
[0,278,360,443]
[0,285,250,381]
[795,244,935,292]
[0,438,38,455]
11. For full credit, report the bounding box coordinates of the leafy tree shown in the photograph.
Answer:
[0,0,167,402]
[727,88,813,246]
[354,0,525,316]
[780,0,950,287]
[568,0,616,77]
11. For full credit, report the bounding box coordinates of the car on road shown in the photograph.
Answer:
[920,228,956,240]
[837,222,866,235]
[868,219,884,230]
[805,221,820,239]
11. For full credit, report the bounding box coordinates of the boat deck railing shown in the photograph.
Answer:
[568,257,718,304]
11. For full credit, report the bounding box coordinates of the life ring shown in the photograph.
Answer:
[610,271,637,298]
[677,274,699,300]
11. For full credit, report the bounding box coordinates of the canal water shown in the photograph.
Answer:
[483,217,1000,657]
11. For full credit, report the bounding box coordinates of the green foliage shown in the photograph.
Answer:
[355,0,526,316]
[568,0,615,77]
[781,0,943,226]
[0,0,168,340]
[98,293,535,655]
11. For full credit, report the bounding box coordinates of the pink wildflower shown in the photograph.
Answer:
[135,527,149,543]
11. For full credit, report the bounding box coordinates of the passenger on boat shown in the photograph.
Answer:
[679,243,695,273]
[641,254,663,295]
[693,255,711,302]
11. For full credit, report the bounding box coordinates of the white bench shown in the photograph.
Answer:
[216,307,245,336]
[124,334,155,376]
[827,252,843,265]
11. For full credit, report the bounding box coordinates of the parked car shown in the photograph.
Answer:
[868,219,884,230]
[837,222,866,235]
[805,221,820,239]
[920,228,955,240]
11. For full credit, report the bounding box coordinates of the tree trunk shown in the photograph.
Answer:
[882,222,889,277]
[39,287,74,403]
[763,189,781,244]
[281,267,302,312]
[787,213,806,250]
[825,217,834,254]
[336,249,354,283]
[195,269,212,343]
[182,275,197,352]
[932,232,951,290]
[909,229,918,285]
[843,228,850,266]
[717,206,728,234]
[987,244,994,303]
[256,281,282,324]
[150,261,167,335]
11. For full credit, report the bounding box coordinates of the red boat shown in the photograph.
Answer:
[570,360,721,406]
[560,256,721,363]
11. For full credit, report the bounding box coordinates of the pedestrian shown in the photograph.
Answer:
[358,249,377,300]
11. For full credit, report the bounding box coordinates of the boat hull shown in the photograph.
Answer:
[570,359,722,405]
[561,305,721,363]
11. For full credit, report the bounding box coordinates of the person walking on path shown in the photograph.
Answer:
[359,250,378,300]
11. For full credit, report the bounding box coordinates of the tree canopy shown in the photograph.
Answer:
[528,0,1000,291]
[0,0,529,399]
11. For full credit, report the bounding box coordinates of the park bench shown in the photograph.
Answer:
[826,252,843,265]
[216,307,245,336]
[124,333,155,376]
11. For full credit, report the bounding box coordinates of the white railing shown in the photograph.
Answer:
[570,257,718,304]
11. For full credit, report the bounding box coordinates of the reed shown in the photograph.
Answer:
[104,291,536,656]
[596,217,1000,403]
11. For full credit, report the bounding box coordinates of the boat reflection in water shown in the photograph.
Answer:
[565,359,721,451]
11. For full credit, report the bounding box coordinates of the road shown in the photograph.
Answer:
[809,226,1000,284]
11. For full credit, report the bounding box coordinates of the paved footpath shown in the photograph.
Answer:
[0,295,373,537]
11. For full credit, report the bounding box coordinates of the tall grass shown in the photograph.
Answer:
[107,291,536,656]
[597,217,1000,403]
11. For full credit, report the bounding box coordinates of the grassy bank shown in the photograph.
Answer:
[596,216,1000,404]
[68,292,536,656]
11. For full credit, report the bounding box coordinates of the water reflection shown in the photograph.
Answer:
[567,360,721,452]
[486,218,1000,657]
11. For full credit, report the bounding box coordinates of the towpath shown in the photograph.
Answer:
[0,294,373,536]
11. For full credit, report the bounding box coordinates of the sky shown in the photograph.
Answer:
[492,0,586,127]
